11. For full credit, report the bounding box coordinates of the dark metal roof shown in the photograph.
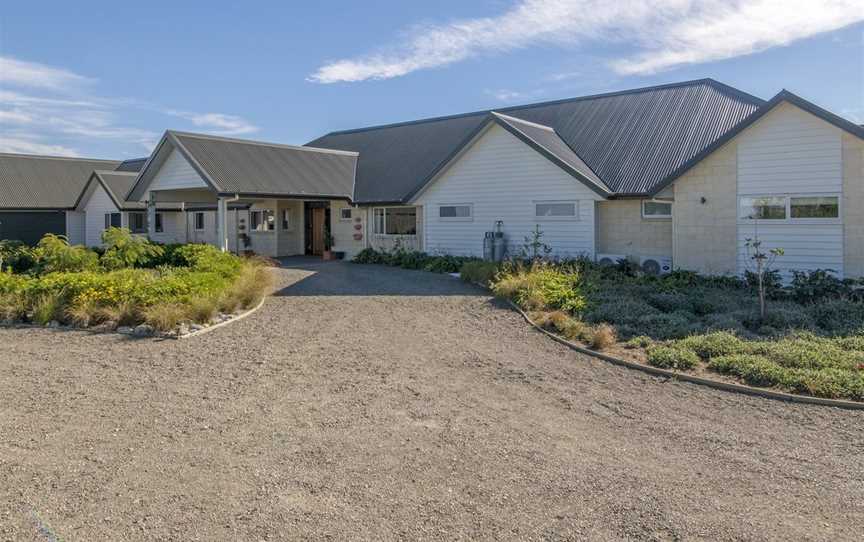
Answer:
[0,153,121,209]
[307,78,764,202]
[171,131,357,199]
[95,171,146,210]
[114,157,148,173]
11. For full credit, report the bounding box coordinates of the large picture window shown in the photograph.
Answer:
[739,195,839,222]
[251,210,275,231]
[373,207,417,235]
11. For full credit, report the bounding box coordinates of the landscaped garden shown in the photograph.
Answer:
[353,246,864,402]
[0,229,271,336]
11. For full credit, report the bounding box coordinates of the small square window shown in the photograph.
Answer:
[340,208,352,220]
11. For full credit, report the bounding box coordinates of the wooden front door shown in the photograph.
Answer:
[311,207,325,256]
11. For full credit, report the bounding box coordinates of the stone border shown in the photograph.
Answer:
[177,295,267,339]
[508,300,864,411]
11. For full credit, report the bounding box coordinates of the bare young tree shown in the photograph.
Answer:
[743,216,784,319]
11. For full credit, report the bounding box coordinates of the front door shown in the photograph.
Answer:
[311,207,325,256]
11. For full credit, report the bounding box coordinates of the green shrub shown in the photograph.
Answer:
[460,261,499,286]
[633,312,695,340]
[790,269,850,304]
[352,248,385,264]
[646,346,699,370]
[645,292,693,313]
[585,298,659,326]
[624,335,653,349]
[758,302,816,332]
[677,331,746,359]
[808,300,864,335]
[32,234,99,274]
[709,354,792,387]
[495,264,587,313]
[143,303,189,331]
[31,293,64,325]
[0,240,36,273]
[100,227,165,269]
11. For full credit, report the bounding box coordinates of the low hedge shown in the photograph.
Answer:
[352,248,479,274]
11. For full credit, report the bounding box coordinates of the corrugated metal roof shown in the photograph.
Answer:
[0,153,121,209]
[307,79,763,201]
[95,171,146,210]
[114,157,148,173]
[170,131,357,199]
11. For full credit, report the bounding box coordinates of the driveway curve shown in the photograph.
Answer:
[1,259,862,541]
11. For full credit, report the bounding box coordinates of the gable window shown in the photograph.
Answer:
[155,213,164,233]
[535,201,577,219]
[251,209,275,231]
[340,208,352,221]
[739,195,840,222]
[104,213,121,229]
[642,200,672,219]
[194,212,205,231]
[128,212,146,234]
[373,207,417,235]
[281,209,291,230]
[439,204,472,221]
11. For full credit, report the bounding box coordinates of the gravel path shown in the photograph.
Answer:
[1,259,862,541]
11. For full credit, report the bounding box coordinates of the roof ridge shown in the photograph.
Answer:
[316,78,751,137]
[169,130,358,156]
[0,152,119,163]
[94,169,138,176]
[491,111,555,132]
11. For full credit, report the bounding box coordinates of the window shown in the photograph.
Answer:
[281,209,291,230]
[439,204,472,220]
[340,208,352,221]
[535,201,577,219]
[104,212,121,229]
[194,212,205,231]
[740,196,786,220]
[155,213,164,233]
[128,212,146,233]
[373,207,417,235]
[250,209,275,231]
[642,200,672,219]
[790,196,839,219]
[739,195,840,222]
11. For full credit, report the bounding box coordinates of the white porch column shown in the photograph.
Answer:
[146,198,157,240]
[217,197,229,252]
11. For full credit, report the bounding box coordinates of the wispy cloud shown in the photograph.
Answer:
[309,0,863,83]
[0,55,259,156]
[485,88,547,103]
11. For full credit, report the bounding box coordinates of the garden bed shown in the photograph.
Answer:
[0,230,271,337]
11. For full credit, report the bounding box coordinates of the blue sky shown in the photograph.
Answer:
[0,0,861,159]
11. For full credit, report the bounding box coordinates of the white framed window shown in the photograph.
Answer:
[155,213,164,233]
[739,195,840,223]
[438,204,472,221]
[340,208,352,221]
[251,209,275,232]
[642,200,672,219]
[194,212,205,231]
[534,201,577,220]
[104,212,121,229]
[128,212,147,233]
[281,209,291,230]
[373,207,417,235]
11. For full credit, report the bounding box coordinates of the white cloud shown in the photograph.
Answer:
[165,110,259,136]
[0,109,33,124]
[485,88,547,103]
[0,56,92,89]
[0,135,79,157]
[309,0,864,83]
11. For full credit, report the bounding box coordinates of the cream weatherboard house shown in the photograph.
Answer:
[1,79,862,280]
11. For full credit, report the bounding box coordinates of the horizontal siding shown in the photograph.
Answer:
[416,124,601,258]
[738,102,842,195]
[150,212,186,244]
[65,211,85,245]
[149,149,208,192]
[84,183,120,247]
[736,224,844,279]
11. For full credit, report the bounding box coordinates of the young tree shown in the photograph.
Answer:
[521,224,552,262]
[743,217,784,320]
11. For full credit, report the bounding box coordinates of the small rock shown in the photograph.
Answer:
[93,320,118,332]
[177,323,191,336]
[132,324,155,337]
[47,320,61,328]
[190,324,205,332]
[117,326,133,334]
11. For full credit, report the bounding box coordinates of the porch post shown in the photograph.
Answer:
[147,198,156,240]
[217,197,228,252]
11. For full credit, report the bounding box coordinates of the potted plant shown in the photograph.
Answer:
[322,227,335,260]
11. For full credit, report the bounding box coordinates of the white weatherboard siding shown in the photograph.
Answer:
[736,103,845,278]
[150,212,186,244]
[415,124,602,258]
[149,149,208,192]
[84,183,120,247]
[65,211,85,245]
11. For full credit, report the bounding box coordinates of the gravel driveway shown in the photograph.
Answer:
[1,259,862,541]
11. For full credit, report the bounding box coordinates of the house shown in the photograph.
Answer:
[0,154,143,245]
[3,78,862,280]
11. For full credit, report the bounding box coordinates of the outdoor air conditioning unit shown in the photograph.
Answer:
[596,253,627,266]
[640,256,673,276]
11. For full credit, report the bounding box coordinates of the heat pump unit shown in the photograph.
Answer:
[640,256,673,275]
[596,253,627,266]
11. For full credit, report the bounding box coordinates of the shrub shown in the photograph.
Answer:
[633,312,695,340]
[221,261,272,309]
[100,227,164,270]
[677,331,745,359]
[186,295,219,323]
[590,323,616,350]
[460,261,499,286]
[31,293,64,325]
[32,234,98,274]
[645,292,693,313]
[143,303,188,331]
[709,354,791,387]
[808,300,864,335]
[790,269,850,304]
[494,263,587,313]
[0,293,26,322]
[65,299,98,328]
[352,248,385,264]
[646,346,699,370]
[758,302,816,332]
[585,298,659,326]
[0,240,36,273]
[624,335,653,349]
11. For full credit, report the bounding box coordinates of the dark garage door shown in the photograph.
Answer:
[0,211,66,245]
